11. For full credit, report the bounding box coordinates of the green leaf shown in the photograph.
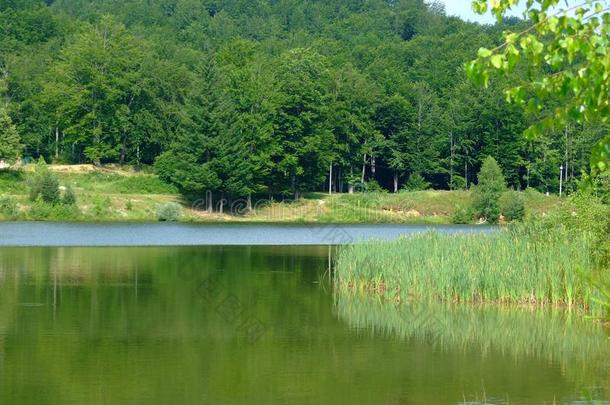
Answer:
[478,48,493,58]
[490,54,503,69]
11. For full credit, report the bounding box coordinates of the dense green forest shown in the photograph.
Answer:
[0,0,606,199]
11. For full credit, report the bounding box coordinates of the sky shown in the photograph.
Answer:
[440,1,586,24]
[439,0,527,24]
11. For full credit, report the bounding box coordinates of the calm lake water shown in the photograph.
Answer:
[0,245,608,404]
[0,222,495,246]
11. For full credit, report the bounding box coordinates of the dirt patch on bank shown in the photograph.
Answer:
[21,164,144,176]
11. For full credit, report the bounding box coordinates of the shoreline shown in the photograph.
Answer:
[0,215,455,225]
[1,166,563,224]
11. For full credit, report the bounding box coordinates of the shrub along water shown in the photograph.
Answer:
[335,226,600,313]
[28,159,60,204]
[471,156,506,224]
[27,200,81,221]
[62,185,77,205]
[539,192,609,269]
[0,195,19,219]
[500,190,525,222]
[157,202,182,222]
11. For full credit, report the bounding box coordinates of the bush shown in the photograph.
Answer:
[451,204,473,224]
[403,173,430,191]
[449,175,467,191]
[0,170,27,194]
[364,180,386,193]
[40,174,60,203]
[62,185,77,205]
[523,187,545,200]
[353,180,386,193]
[471,156,506,224]
[535,192,610,268]
[587,171,609,204]
[112,175,178,194]
[523,192,609,316]
[90,196,112,217]
[157,202,182,222]
[28,158,60,204]
[500,190,525,222]
[0,195,19,219]
[28,199,81,221]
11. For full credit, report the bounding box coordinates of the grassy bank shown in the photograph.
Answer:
[335,228,604,313]
[0,166,179,222]
[0,165,562,223]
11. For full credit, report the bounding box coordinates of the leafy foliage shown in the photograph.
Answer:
[468,0,610,177]
[0,0,606,202]
[534,192,610,268]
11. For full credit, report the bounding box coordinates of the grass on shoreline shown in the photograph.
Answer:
[0,165,562,223]
[335,228,603,314]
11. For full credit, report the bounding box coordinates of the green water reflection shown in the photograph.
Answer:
[0,247,608,404]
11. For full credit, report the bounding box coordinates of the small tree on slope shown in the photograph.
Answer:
[472,156,506,224]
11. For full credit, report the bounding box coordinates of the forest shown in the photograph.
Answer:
[0,0,607,200]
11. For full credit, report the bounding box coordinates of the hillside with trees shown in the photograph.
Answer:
[0,0,605,201]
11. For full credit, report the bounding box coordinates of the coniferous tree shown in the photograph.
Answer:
[28,158,60,204]
[472,156,507,224]
[0,106,21,164]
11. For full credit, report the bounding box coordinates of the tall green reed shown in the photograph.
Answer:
[335,227,600,313]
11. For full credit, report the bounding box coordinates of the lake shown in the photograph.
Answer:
[0,222,495,246]
[0,241,608,403]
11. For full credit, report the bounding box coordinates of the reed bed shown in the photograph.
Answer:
[335,228,600,313]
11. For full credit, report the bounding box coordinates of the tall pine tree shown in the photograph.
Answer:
[0,105,21,164]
